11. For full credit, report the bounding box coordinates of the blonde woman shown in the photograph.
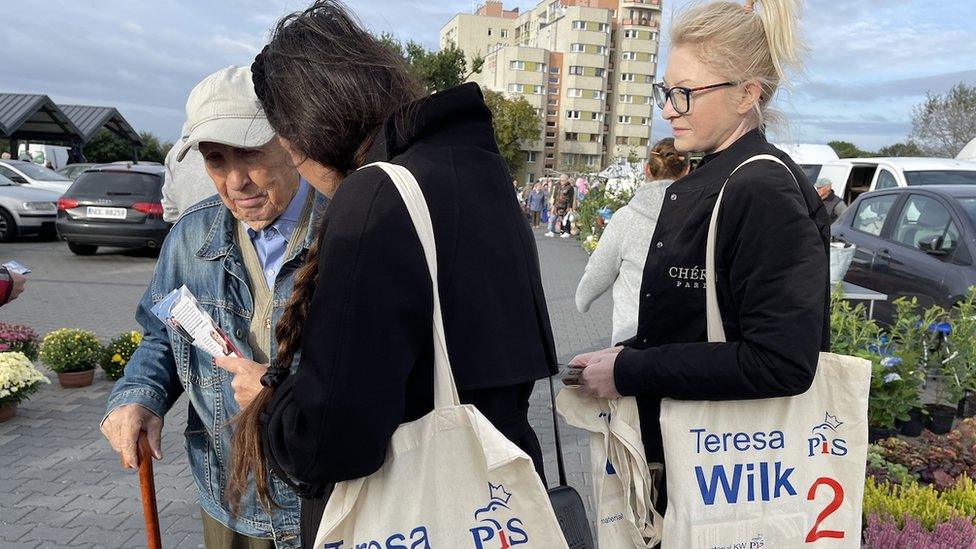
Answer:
[575,139,689,344]
[569,0,831,511]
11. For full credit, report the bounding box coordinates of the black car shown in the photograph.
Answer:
[832,186,976,322]
[56,164,170,255]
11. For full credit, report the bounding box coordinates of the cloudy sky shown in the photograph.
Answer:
[2,0,972,151]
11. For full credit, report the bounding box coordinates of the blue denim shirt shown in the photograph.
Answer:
[105,193,326,547]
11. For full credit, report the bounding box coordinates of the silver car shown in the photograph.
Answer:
[0,173,59,242]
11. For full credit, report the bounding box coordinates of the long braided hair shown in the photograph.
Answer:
[225,0,424,512]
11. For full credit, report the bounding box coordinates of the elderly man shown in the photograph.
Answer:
[815,177,847,224]
[100,66,322,548]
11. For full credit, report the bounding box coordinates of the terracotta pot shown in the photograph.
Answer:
[0,402,17,422]
[57,369,95,388]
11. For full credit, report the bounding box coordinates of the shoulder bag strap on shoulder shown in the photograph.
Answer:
[704,154,798,343]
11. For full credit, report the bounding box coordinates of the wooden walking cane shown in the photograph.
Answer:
[138,432,163,549]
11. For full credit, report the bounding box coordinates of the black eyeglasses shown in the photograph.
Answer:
[652,81,736,114]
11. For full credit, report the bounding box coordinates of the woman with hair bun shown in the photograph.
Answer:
[575,138,689,345]
[569,0,831,511]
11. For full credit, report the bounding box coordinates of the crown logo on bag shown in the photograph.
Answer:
[488,483,512,505]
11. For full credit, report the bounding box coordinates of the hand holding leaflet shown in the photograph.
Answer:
[151,286,240,358]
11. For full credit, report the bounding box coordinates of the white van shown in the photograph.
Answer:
[818,157,976,204]
[771,143,839,182]
[17,144,71,170]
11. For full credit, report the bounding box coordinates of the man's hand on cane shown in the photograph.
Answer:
[100,404,163,469]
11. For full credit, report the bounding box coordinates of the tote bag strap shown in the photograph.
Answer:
[361,162,461,408]
[704,154,798,343]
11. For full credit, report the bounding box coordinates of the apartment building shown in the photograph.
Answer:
[440,0,662,184]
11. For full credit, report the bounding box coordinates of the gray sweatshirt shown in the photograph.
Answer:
[575,179,672,345]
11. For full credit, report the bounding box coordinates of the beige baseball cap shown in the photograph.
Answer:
[176,66,274,161]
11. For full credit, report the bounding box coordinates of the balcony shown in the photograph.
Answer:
[622,0,662,9]
[620,18,659,28]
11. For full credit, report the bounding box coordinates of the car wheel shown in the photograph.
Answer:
[67,242,98,256]
[0,208,16,243]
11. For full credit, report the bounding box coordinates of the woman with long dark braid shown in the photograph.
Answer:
[219,2,558,544]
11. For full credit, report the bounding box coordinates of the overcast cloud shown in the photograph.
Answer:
[1,0,972,150]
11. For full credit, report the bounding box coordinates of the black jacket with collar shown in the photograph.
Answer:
[614,128,831,465]
[262,83,558,493]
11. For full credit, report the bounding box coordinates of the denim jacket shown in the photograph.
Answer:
[106,194,326,547]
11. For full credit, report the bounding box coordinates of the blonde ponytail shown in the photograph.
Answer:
[670,0,806,128]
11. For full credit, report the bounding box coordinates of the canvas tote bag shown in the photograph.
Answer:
[659,155,871,549]
[313,162,569,549]
[557,390,663,547]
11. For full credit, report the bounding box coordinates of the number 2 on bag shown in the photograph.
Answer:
[804,477,844,543]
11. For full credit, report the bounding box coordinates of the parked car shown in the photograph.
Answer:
[56,163,100,181]
[18,144,71,170]
[832,185,976,322]
[0,160,73,194]
[56,164,170,255]
[772,142,839,183]
[819,157,976,206]
[0,173,59,242]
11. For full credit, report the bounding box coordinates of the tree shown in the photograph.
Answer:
[378,34,483,93]
[910,82,976,158]
[83,129,172,163]
[828,140,873,159]
[482,90,542,178]
[877,142,923,157]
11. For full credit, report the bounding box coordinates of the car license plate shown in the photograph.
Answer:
[86,206,127,220]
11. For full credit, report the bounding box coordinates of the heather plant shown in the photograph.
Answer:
[863,513,976,549]
[863,478,975,530]
[0,322,40,361]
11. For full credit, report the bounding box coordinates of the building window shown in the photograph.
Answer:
[510,60,524,70]
[643,95,653,105]
[527,173,536,183]
[592,90,605,100]
[546,131,556,138]
[545,153,555,160]
[571,43,585,53]
[526,151,537,163]
[592,112,605,122]
[569,65,583,75]
[533,85,543,94]
[642,117,651,126]
[549,76,559,84]
[596,45,606,55]
[565,132,579,141]
[587,155,599,167]
[549,87,559,94]
[650,54,658,63]
[566,110,581,119]
[618,115,632,124]
[501,29,509,38]
[624,29,638,38]
[594,68,605,77]
[550,66,560,73]
[567,88,582,98]
[619,94,633,104]
[508,83,520,93]
[622,51,635,60]
[488,28,493,36]
[546,120,557,127]
[598,23,609,32]
[572,20,586,30]
[651,31,659,41]
[621,73,635,82]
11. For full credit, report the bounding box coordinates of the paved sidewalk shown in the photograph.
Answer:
[0,230,612,547]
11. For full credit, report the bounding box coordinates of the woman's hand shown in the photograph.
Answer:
[568,346,622,399]
[215,357,268,409]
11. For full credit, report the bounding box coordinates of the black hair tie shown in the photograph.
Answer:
[260,365,289,389]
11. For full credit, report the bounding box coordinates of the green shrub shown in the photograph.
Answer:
[38,329,103,373]
[864,477,976,530]
[100,331,142,381]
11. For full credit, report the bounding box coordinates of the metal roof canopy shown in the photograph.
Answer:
[59,104,143,146]
[0,93,83,142]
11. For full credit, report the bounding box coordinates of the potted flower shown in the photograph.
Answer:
[100,331,141,381]
[947,286,976,418]
[0,322,40,361]
[0,351,50,421]
[38,329,103,388]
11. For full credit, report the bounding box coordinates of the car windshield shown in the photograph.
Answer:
[70,171,161,197]
[904,170,976,186]
[800,164,822,182]
[11,161,71,181]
